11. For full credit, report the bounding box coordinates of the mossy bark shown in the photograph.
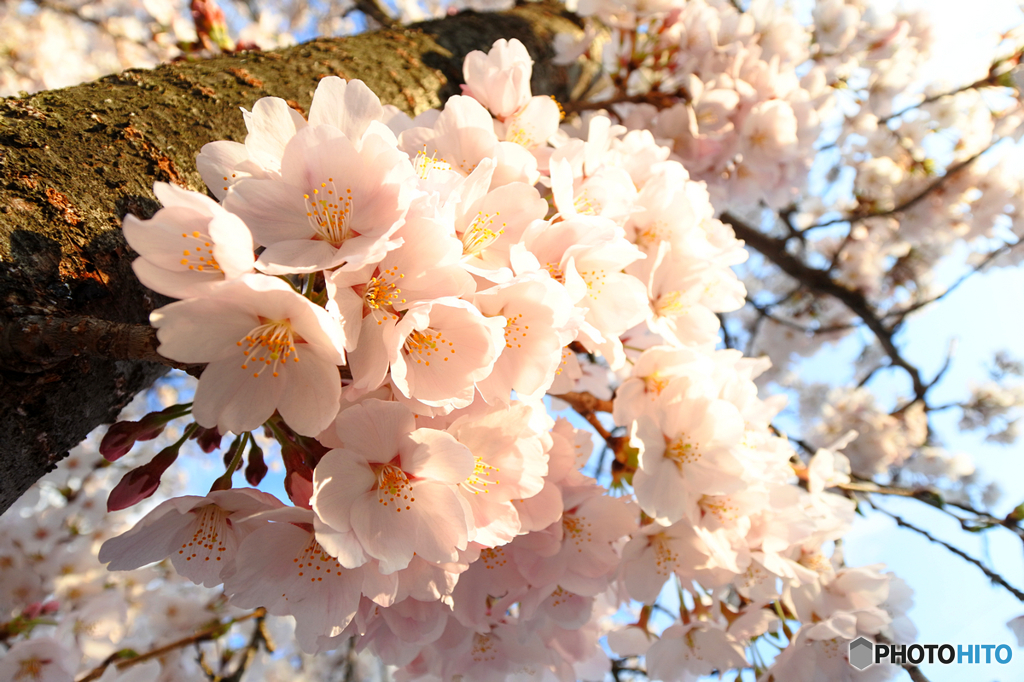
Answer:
[0,3,581,514]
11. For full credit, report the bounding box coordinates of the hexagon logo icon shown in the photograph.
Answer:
[849,637,874,670]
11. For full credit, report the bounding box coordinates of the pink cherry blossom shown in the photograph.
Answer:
[450,166,549,282]
[515,215,648,367]
[311,399,475,574]
[383,297,506,412]
[447,402,549,546]
[223,125,415,274]
[646,623,747,682]
[399,95,539,187]
[514,481,636,596]
[499,95,561,152]
[123,182,254,299]
[473,275,580,404]
[307,77,385,142]
[329,198,474,358]
[613,346,713,426]
[0,637,77,682]
[630,390,746,524]
[221,507,363,653]
[462,38,533,119]
[98,488,283,587]
[196,96,305,199]
[150,274,345,435]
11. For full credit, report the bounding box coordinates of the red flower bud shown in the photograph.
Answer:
[106,445,179,512]
[193,425,222,453]
[245,442,268,486]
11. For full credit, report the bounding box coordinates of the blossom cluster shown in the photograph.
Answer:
[561,0,834,209]
[557,0,1024,485]
[5,0,1024,676]
[0,402,394,682]
[67,39,927,681]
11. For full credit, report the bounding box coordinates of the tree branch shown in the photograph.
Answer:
[868,501,1024,603]
[840,479,1024,542]
[353,0,399,29]
[878,48,1020,125]
[804,143,993,233]
[744,296,857,335]
[552,390,614,441]
[76,608,267,682]
[0,316,196,374]
[883,239,1021,325]
[723,213,928,399]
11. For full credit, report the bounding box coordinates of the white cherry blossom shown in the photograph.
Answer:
[311,399,475,574]
[150,274,346,435]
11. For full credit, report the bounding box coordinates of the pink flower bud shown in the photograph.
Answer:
[191,0,235,51]
[100,405,185,461]
[107,446,179,512]
[99,422,136,462]
[281,441,313,508]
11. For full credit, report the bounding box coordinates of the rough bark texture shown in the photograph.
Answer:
[0,2,581,514]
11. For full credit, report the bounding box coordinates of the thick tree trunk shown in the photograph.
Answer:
[0,3,581,514]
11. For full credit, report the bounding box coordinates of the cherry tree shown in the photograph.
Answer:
[2,1,1024,681]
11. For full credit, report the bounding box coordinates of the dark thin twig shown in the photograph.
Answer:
[724,213,928,399]
[77,609,267,682]
[353,0,399,29]
[745,297,857,335]
[883,240,1021,324]
[717,313,736,349]
[804,144,994,233]
[868,502,1024,602]
[840,480,1024,542]
[878,49,1019,125]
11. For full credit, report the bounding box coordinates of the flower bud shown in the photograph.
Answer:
[100,404,188,461]
[190,0,235,52]
[244,440,268,486]
[193,425,223,453]
[106,442,182,512]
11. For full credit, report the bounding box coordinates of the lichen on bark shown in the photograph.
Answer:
[0,3,581,514]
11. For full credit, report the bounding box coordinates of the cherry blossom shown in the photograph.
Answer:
[221,508,364,653]
[0,637,78,682]
[473,274,580,403]
[383,297,506,412]
[150,274,346,435]
[462,38,533,119]
[646,623,747,682]
[23,13,1007,680]
[399,95,540,187]
[223,124,415,274]
[123,182,254,299]
[98,488,284,586]
[630,390,746,524]
[311,399,475,573]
